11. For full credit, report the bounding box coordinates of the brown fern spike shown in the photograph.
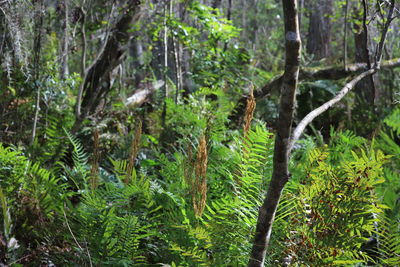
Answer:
[242,86,256,157]
[90,129,100,189]
[125,120,142,184]
[193,135,208,217]
[243,85,256,137]
[184,144,195,191]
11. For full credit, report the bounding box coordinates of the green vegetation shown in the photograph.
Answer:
[0,0,399,266]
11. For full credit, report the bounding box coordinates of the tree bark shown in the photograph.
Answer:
[60,0,69,79]
[306,0,332,59]
[75,2,87,119]
[248,0,301,266]
[211,0,222,9]
[343,0,349,69]
[353,2,376,104]
[74,0,142,129]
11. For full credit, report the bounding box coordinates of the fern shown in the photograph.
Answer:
[384,107,400,135]
[64,129,89,168]
[328,129,367,163]
[0,144,68,264]
[283,146,388,265]
[39,114,69,164]
[61,129,90,190]
[67,173,161,266]
[373,214,400,265]
[169,124,274,266]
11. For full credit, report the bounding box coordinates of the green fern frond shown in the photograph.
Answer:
[384,107,400,135]
[62,129,90,189]
[64,129,89,166]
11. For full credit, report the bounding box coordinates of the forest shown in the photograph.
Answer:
[0,0,400,266]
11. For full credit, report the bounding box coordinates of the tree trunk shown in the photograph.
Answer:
[248,0,301,265]
[74,0,142,129]
[129,38,145,87]
[212,0,222,9]
[353,3,375,104]
[306,0,332,60]
[60,0,69,79]
[31,0,44,145]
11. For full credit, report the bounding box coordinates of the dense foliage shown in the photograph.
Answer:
[0,0,399,266]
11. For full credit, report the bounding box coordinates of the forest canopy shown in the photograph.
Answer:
[0,0,399,266]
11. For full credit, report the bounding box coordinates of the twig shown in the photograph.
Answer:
[63,209,83,251]
[63,208,93,267]
[84,238,93,267]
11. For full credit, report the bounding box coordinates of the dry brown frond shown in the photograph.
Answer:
[243,85,256,136]
[193,135,208,217]
[242,85,256,158]
[184,143,195,190]
[125,120,142,184]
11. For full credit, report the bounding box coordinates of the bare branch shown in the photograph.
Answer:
[289,68,375,151]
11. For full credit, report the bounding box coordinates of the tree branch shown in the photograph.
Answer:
[289,68,375,151]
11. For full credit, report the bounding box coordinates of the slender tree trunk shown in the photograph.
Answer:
[353,3,375,104]
[306,0,332,59]
[212,0,222,9]
[178,1,194,96]
[135,39,144,66]
[129,38,145,87]
[31,0,44,145]
[298,0,304,28]
[75,2,87,119]
[223,0,233,52]
[227,0,232,20]
[163,0,169,99]
[60,0,69,79]
[343,0,349,70]
[160,0,170,129]
[248,0,301,265]
[173,36,182,103]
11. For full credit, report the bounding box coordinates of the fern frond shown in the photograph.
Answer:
[64,129,89,166]
[384,107,400,135]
